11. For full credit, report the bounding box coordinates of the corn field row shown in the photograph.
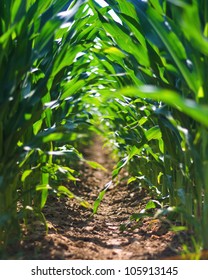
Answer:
[0,0,208,257]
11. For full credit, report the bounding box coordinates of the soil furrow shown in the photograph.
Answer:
[19,137,181,259]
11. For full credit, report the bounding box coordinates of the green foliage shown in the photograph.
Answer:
[93,181,112,214]
[1,0,208,256]
[86,0,208,250]
[0,0,96,251]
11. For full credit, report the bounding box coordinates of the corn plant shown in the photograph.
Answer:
[1,0,208,256]
[0,0,102,252]
[86,0,208,250]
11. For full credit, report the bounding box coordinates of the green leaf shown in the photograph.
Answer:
[129,0,200,94]
[116,86,208,127]
[127,176,137,184]
[85,160,107,171]
[104,47,125,58]
[36,184,51,191]
[145,200,156,210]
[57,186,75,198]
[171,226,188,232]
[93,188,106,214]
[145,126,161,141]
[128,145,140,159]
[21,170,33,182]
[42,133,64,143]
[78,200,92,209]
[60,80,86,100]
[41,189,48,209]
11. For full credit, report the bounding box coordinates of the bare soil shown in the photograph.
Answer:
[15,137,186,260]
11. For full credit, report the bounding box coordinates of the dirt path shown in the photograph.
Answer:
[19,137,182,260]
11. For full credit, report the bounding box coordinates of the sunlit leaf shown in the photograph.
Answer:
[85,160,107,171]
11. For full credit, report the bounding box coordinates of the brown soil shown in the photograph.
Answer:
[16,137,185,260]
